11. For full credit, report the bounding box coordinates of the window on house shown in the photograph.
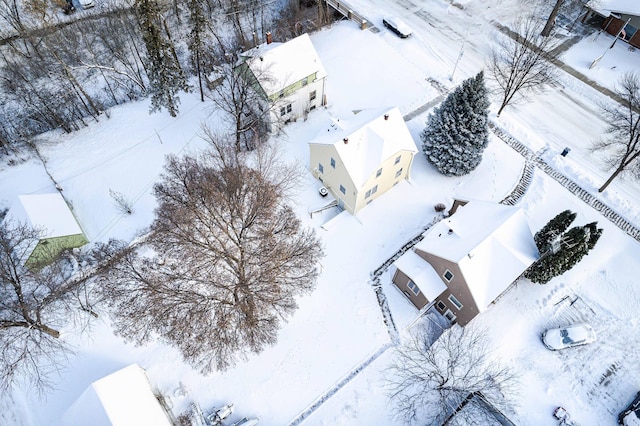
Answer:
[443,269,454,282]
[395,155,401,165]
[339,185,346,195]
[395,168,403,178]
[286,103,292,113]
[330,157,336,168]
[371,184,378,195]
[448,295,463,310]
[310,90,317,101]
[279,90,284,98]
[302,77,308,87]
[318,163,324,173]
[436,301,446,312]
[444,309,457,322]
[407,280,420,296]
[310,105,316,111]
[365,189,372,199]
[376,168,382,178]
[280,107,286,116]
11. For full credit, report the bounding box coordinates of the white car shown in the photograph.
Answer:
[542,324,596,350]
[382,17,412,38]
[79,0,95,9]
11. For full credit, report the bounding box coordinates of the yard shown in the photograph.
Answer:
[1,0,640,424]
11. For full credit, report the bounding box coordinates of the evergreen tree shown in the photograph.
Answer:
[421,71,490,176]
[525,221,603,284]
[533,209,576,252]
[135,0,188,117]
[186,0,210,102]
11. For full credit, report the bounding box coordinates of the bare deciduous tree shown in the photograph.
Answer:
[489,16,559,116]
[593,72,640,192]
[95,132,323,373]
[386,322,517,425]
[209,53,272,151]
[541,0,565,37]
[0,0,26,35]
[0,221,95,392]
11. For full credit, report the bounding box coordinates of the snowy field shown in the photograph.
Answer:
[1,0,640,424]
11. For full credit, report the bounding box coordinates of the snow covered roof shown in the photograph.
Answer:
[394,250,447,300]
[415,201,539,312]
[591,0,640,17]
[244,33,327,96]
[6,193,84,239]
[309,107,417,187]
[62,364,171,426]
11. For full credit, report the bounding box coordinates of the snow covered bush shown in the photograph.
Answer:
[421,71,490,176]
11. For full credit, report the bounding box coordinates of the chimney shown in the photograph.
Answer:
[384,114,389,120]
[266,31,273,44]
[343,137,349,144]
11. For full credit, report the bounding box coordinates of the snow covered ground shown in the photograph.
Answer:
[2,0,640,424]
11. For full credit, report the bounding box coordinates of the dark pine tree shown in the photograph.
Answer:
[525,221,603,284]
[533,209,577,252]
[136,0,189,116]
[421,71,490,176]
[186,0,210,102]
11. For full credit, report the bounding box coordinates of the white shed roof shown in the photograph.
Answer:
[62,364,171,426]
[415,201,539,312]
[592,0,640,16]
[244,33,327,96]
[310,107,417,187]
[394,250,447,301]
[7,193,84,238]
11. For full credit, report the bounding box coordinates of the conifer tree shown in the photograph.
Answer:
[525,220,603,284]
[186,0,210,102]
[421,71,490,176]
[136,0,188,116]
[533,209,576,253]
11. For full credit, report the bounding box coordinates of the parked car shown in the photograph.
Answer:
[619,392,640,425]
[542,324,596,350]
[79,0,96,9]
[382,17,412,38]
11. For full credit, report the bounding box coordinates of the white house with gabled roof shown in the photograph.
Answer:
[5,193,88,266]
[392,200,539,325]
[308,107,417,214]
[241,32,327,129]
[62,364,172,426]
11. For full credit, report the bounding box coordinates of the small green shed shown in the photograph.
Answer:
[8,193,88,266]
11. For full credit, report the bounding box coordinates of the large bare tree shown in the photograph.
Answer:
[386,322,516,425]
[0,221,95,392]
[593,72,640,192]
[489,16,559,116]
[95,132,322,372]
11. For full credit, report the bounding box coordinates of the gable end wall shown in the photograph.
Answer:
[414,249,480,326]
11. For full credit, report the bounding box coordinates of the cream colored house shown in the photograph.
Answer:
[241,32,327,130]
[309,107,417,214]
